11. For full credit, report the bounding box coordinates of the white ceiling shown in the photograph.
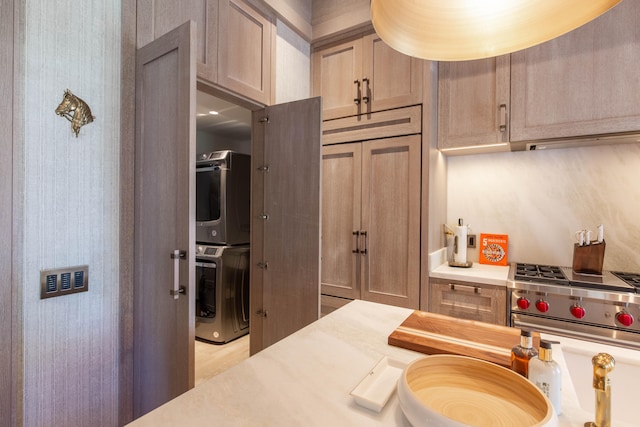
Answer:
[196,90,252,140]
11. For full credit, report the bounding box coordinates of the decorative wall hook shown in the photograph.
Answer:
[55,89,95,137]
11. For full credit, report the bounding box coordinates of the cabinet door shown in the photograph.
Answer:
[321,143,362,300]
[511,0,640,141]
[429,279,507,326]
[134,21,196,417]
[363,33,423,114]
[218,0,273,104]
[136,0,218,83]
[311,38,363,120]
[360,135,421,309]
[250,97,321,354]
[438,55,510,149]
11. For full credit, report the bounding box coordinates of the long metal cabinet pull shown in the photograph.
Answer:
[353,80,361,105]
[362,77,370,104]
[498,103,507,132]
[352,230,360,253]
[170,249,186,299]
[360,231,368,255]
[449,283,480,294]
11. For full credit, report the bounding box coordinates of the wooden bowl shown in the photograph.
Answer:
[397,355,557,427]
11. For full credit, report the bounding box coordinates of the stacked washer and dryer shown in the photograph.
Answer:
[195,150,251,344]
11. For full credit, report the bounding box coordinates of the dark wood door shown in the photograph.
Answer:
[250,97,321,354]
[134,21,196,417]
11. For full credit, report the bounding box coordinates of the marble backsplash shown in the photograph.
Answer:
[446,143,640,271]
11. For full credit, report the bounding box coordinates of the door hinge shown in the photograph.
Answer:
[256,309,268,318]
[257,165,269,172]
[258,213,269,220]
[259,116,270,123]
[257,261,269,270]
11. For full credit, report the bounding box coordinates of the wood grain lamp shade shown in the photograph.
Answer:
[370,0,622,61]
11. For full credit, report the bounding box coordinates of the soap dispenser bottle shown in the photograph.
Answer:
[528,340,562,415]
[510,329,538,377]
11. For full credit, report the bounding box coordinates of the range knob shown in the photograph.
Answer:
[570,304,586,319]
[516,297,530,310]
[617,311,634,327]
[535,300,550,313]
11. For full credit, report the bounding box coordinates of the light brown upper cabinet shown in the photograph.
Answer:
[321,134,421,309]
[510,0,640,142]
[137,0,273,105]
[217,0,273,104]
[438,55,510,151]
[437,0,640,153]
[312,33,423,120]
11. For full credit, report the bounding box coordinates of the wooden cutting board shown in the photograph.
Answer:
[388,310,540,367]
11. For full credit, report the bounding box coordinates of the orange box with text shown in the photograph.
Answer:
[479,234,509,266]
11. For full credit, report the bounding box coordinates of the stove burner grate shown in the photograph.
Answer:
[514,263,568,286]
[612,271,640,289]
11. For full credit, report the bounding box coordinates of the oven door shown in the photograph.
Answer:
[512,313,640,350]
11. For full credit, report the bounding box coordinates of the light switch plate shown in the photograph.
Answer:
[40,265,89,299]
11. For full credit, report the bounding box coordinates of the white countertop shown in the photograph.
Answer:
[128,300,636,427]
[429,247,510,286]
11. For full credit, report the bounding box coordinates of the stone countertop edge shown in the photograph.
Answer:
[126,300,637,427]
[429,247,510,287]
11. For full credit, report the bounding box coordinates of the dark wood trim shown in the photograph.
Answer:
[1,0,15,424]
[119,0,137,424]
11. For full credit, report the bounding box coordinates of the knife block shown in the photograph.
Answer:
[572,240,605,275]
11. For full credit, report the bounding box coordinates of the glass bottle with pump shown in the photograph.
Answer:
[510,329,538,377]
[528,340,562,415]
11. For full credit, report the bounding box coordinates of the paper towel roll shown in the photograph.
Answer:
[454,225,468,264]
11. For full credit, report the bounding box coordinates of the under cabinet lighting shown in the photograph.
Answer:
[440,142,509,154]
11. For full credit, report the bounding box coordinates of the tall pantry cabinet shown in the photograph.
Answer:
[321,135,421,310]
[312,32,423,313]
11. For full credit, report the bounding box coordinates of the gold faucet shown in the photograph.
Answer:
[584,353,615,427]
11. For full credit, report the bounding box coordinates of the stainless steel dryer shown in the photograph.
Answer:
[195,244,250,344]
[196,150,250,245]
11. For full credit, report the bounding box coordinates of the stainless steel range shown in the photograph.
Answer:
[508,262,640,350]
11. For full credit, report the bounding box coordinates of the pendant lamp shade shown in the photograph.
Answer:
[370,0,622,61]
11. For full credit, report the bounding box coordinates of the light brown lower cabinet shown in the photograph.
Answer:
[428,278,507,326]
[321,134,421,312]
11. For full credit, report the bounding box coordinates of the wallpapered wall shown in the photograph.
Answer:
[19,1,121,425]
[17,3,312,424]
[446,143,640,271]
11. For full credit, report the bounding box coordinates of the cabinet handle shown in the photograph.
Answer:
[362,77,370,104]
[360,231,368,255]
[449,283,480,294]
[353,80,361,105]
[352,230,360,254]
[498,103,507,132]
[170,249,187,300]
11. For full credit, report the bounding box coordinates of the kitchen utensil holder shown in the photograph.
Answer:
[572,240,605,275]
